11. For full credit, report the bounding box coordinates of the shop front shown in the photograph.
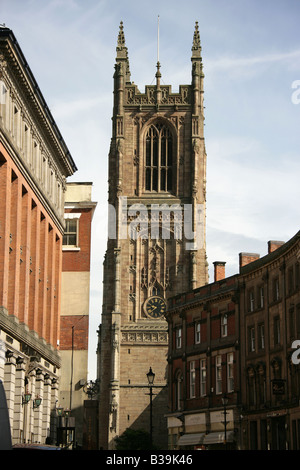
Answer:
[167,408,238,450]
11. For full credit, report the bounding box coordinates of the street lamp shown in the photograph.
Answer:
[33,396,42,409]
[56,406,64,417]
[56,407,73,448]
[146,367,155,448]
[64,408,71,418]
[22,392,31,405]
[222,393,229,449]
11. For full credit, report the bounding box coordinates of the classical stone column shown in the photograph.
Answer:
[0,336,5,381]
[33,369,44,443]
[4,351,16,427]
[50,378,59,445]
[25,369,36,443]
[42,373,52,443]
[13,357,26,443]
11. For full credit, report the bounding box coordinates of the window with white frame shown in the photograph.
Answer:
[175,372,183,410]
[258,323,265,350]
[274,316,280,345]
[258,286,264,308]
[221,313,227,337]
[189,361,196,398]
[249,289,255,312]
[227,353,234,393]
[216,355,222,394]
[195,321,201,344]
[249,326,255,352]
[63,214,81,248]
[200,359,206,396]
[273,278,280,301]
[175,327,182,349]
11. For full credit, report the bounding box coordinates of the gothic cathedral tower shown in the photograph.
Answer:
[97,21,208,449]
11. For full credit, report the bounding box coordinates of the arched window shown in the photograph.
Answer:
[152,281,162,296]
[145,123,173,192]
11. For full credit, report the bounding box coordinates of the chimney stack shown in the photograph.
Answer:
[213,261,226,282]
[268,240,284,254]
[239,253,260,270]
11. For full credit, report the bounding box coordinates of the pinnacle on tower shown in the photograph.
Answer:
[117,21,126,49]
[192,21,202,58]
[116,20,131,83]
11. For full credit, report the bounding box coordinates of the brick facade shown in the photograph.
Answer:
[0,26,76,446]
[166,231,300,450]
[239,232,300,450]
[59,182,96,448]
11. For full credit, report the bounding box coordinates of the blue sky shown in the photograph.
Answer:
[2,0,300,379]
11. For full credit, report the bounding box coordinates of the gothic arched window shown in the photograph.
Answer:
[145,123,173,192]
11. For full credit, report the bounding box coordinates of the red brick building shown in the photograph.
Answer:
[166,263,240,450]
[0,26,77,445]
[166,231,300,450]
[239,232,300,450]
[59,182,97,448]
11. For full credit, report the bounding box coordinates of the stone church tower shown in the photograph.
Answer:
[97,21,208,449]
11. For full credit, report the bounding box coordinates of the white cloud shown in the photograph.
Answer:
[206,135,300,241]
[206,49,300,74]
[51,95,109,120]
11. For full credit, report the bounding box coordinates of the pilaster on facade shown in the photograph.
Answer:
[0,334,60,445]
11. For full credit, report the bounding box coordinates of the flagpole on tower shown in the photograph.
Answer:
[157,15,160,63]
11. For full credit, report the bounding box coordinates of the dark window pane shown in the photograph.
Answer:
[167,138,172,166]
[67,219,77,232]
[146,168,151,191]
[152,168,158,191]
[167,169,172,191]
[68,234,77,245]
[146,136,151,166]
[160,169,166,191]
[161,136,166,166]
[153,136,158,166]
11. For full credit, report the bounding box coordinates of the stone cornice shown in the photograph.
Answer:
[0,307,61,368]
[0,27,77,177]
[0,129,65,234]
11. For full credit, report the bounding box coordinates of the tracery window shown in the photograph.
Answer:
[145,123,173,192]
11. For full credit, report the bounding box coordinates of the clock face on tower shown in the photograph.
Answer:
[144,296,166,319]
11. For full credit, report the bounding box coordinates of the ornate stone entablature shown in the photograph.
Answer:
[126,84,191,107]
[121,322,168,345]
[0,27,77,231]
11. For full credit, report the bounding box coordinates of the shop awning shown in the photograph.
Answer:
[178,433,205,446]
[203,431,235,445]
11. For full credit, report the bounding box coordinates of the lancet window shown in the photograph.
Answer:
[145,123,173,192]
